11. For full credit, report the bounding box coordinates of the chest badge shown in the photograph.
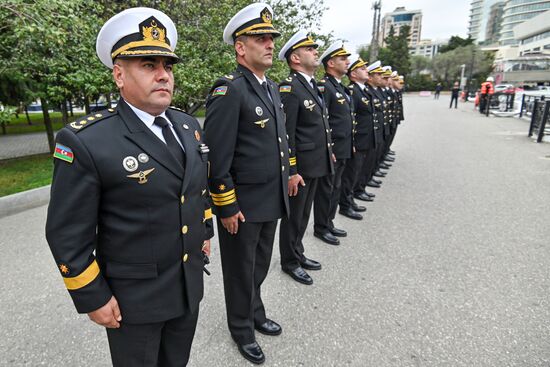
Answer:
[304,99,316,111]
[255,106,263,116]
[127,168,155,185]
[182,123,189,130]
[123,156,138,172]
[254,119,269,128]
[195,130,201,141]
[138,153,149,163]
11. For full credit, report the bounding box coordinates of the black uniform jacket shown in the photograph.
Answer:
[279,71,334,179]
[348,82,379,151]
[365,83,385,145]
[318,74,354,160]
[396,90,405,122]
[45,99,213,324]
[204,64,290,222]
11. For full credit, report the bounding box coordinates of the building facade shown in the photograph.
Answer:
[409,39,447,59]
[499,0,550,45]
[379,7,422,47]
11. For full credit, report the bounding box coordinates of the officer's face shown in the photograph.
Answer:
[293,46,319,70]
[329,56,350,77]
[371,73,383,86]
[352,65,368,83]
[113,56,174,116]
[236,34,275,71]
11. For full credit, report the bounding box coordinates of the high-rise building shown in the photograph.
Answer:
[468,0,506,44]
[499,0,550,45]
[379,7,422,47]
[408,39,447,59]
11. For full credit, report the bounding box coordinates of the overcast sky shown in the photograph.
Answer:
[316,0,471,53]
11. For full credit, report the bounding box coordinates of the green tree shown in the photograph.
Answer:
[439,35,474,54]
[378,25,411,76]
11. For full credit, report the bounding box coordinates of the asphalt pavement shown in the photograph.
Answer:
[1,96,550,366]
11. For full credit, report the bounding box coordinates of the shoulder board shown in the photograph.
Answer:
[285,75,293,83]
[67,108,116,132]
[222,72,243,82]
[318,79,326,84]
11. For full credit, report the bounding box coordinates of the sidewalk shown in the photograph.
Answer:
[1,96,550,366]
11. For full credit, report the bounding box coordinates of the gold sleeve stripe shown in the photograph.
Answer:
[212,195,236,204]
[211,189,235,198]
[289,157,297,166]
[204,208,213,220]
[63,260,100,290]
[212,196,237,206]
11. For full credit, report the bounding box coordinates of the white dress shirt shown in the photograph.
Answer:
[126,100,184,149]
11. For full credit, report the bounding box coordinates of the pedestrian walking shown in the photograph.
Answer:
[450,81,460,108]
[434,82,442,99]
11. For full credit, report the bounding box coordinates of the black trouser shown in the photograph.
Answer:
[386,124,398,154]
[314,158,346,234]
[106,310,199,367]
[218,219,277,345]
[280,177,319,271]
[354,147,377,195]
[375,135,387,169]
[479,94,487,113]
[339,151,365,211]
[450,95,458,108]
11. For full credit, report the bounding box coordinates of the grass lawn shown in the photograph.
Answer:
[4,112,86,135]
[0,154,53,197]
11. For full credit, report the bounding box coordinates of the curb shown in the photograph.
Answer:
[0,185,50,218]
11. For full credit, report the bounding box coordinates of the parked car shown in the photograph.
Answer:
[494,84,515,94]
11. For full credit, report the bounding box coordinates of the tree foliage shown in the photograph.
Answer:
[377,25,411,77]
[439,35,474,54]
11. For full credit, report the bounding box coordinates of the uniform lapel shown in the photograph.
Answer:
[294,72,323,111]
[119,100,184,180]
[168,110,197,193]
[238,65,276,117]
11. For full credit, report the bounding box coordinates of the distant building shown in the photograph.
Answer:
[492,9,550,85]
[409,39,447,59]
[379,7,422,47]
[499,0,550,46]
[468,0,506,44]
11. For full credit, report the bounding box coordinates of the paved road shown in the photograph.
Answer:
[1,96,550,366]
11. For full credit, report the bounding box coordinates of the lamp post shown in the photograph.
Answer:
[460,64,466,91]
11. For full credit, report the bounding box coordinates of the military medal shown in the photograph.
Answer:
[138,153,149,163]
[182,124,189,130]
[127,168,155,184]
[195,130,201,141]
[255,106,263,116]
[253,119,269,128]
[303,100,316,111]
[122,156,138,172]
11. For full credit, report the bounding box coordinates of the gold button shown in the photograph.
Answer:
[181,225,188,234]
[180,195,185,204]
[326,129,329,133]
[183,253,189,262]
[281,165,285,171]
[280,152,284,157]
[327,143,330,147]
[288,148,291,153]
[278,137,282,143]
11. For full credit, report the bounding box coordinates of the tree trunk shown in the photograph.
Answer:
[84,95,91,115]
[69,99,74,117]
[61,100,68,125]
[42,100,55,154]
[25,105,32,125]
[1,122,6,135]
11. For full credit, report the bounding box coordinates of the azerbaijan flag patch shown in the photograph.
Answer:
[54,143,74,163]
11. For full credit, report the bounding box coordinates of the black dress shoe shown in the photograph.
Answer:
[388,150,396,155]
[372,178,382,184]
[352,203,366,212]
[367,180,381,188]
[255,319,282,336]
[300,257,322,270]
[329,227,347,237]
[339,208,363,220]
[237,342,265,364]
[373,171,386,178]
[365,191,376,198]
[283,266,313,285]
[384,157,395,162]
[379,163,391,169]
[314,231,341,245]
[354,192,373,202]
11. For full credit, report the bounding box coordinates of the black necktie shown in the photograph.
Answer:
[261,81,273,104]
[311,78,323,103]
[153,116,185,167]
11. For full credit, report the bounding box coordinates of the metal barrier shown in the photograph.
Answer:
[528,100,550,143]
[485,93,515,116]
[520,94,546,118]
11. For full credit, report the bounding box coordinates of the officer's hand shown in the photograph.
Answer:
[202,240,211,257]
[88,296,122,329]
[332,153,337,162]
[221,211,245,235]
[288,174,305,197]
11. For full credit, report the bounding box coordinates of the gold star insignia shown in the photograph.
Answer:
[59,264,69,275]
[219,184,226,191]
